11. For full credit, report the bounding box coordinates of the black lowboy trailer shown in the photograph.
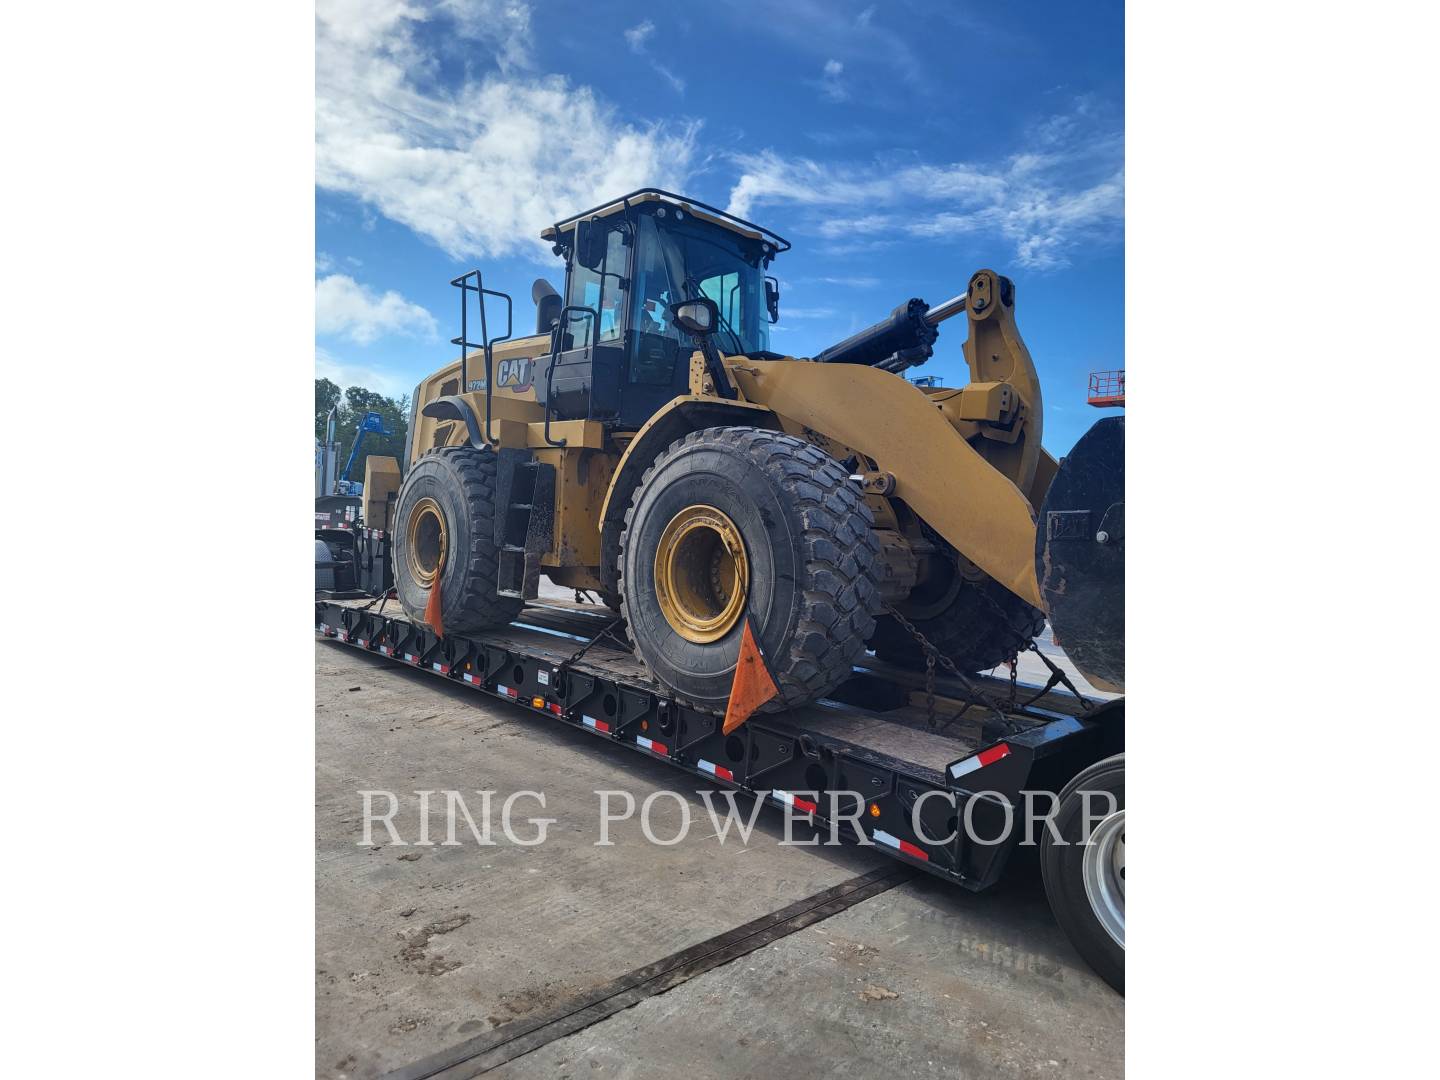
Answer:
[317,595,1126,990]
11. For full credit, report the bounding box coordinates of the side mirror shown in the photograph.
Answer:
[670,297,719,337]
[764,277,780,323]
[574,218,606,270]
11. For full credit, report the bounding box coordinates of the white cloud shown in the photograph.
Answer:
[437,0,534,72]
[316,345,415,399]
[819,59,847,102]
[624,19,655,53]
[316,274,438,345]
[621,19,684,94]
[653,63,686,95]
[316,1,696,262]
[725,103,1123,270]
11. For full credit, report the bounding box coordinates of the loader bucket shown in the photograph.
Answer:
[1035,416,1124,693]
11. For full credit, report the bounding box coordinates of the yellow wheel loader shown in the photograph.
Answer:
[381,189,1072,715]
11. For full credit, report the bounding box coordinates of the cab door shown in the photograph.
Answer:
[618,214,690,428]
[540,221,629,423]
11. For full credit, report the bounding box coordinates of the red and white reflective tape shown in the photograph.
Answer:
[949,742,1012,781]
[771,790,818,815]
[497,684,519,699]
[462,672,481,685]
[873,830,930,862]
[636,735,668,756]
[379,645,391,656]
[337,630,348,641]
[431,662,449,674]
[403,652,420,664]
[696,759,735,782]
[319,623,330,634]
[581,715,611,734]
[358,639,369,648]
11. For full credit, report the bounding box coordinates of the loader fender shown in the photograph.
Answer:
[729,361,1044,608]
[421,395,484,448]
[598,396,777,594]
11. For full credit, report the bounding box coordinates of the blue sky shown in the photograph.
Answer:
[316,0,1123,454]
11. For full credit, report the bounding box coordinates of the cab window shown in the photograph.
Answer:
[565,225,628,344]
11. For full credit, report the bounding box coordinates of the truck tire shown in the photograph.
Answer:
[868,571,1045,673]
[1041,752,1125,994]
[620,427,882,714]
[392,446,523,634]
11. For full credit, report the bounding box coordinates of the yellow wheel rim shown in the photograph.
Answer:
[653,505,749,644]
[406,497,448,588]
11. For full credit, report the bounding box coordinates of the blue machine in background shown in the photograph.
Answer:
[317,408,392,498]
[316,408,396,598]
[334,410,392,497]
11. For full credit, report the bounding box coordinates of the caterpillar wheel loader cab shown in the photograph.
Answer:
[392,189,1064,715]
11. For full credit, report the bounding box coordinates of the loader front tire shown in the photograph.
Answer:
[620,427,883,714]
[393,446,523,634]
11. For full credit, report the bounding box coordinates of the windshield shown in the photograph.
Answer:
[632,214,772,355]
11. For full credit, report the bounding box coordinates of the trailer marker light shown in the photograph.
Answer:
[697,759,735,782]
[636,735,668,756]
[949,742,1012,780]
[548,703,563,716]
[532,696,545,709]
[873,830,930,862]
[869,803,881,818]
[772,790,818,815]
[582,715,611,733]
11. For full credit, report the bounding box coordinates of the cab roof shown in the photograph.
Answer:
[539,188,790,254]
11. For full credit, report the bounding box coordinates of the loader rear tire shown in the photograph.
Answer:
[869,571,1045,673]
[393,446,523,634]
[620,427,883,714]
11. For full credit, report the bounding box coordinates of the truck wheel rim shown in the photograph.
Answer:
[654,505,749,644]
[1082,808,1125,949]
[407,497,448,588]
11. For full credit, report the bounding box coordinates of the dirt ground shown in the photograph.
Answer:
[316,587,1122,1079]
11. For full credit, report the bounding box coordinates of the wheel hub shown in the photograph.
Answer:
[406,497,448,588]
[654,505,749,643]
[1082,808,1125,949]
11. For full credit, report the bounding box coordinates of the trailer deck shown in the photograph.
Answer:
[316,597,1123,891]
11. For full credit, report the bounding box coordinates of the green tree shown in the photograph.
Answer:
[315,378,410,484]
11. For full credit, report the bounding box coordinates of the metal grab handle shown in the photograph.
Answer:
[450,270,513,445]
[541,304,599,448]
[555,304,600,350]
